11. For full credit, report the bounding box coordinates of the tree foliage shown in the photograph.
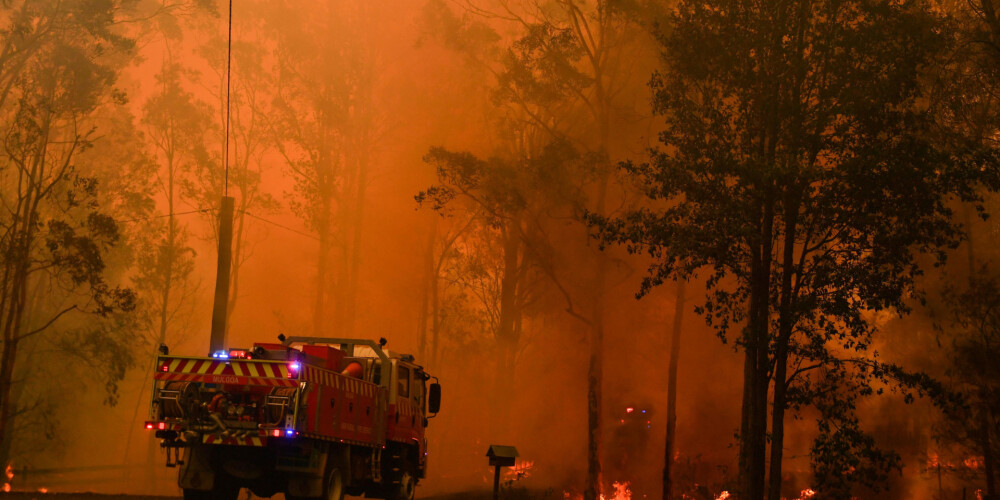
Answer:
[0,0,145,462]
[590,0,1000,497]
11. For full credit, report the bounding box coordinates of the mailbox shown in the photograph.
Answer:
[486,444,519,499]
[487,445,519,467]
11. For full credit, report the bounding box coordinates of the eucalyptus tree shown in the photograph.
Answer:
[421,1,653,495]
[0,0,143,458]
[137,58,204,355]
[590,0,1000,498]
[269,0,386,337]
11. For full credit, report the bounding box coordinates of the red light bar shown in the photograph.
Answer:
[271,429,281,437]
[228,350,249,359]
[157,422,166,430]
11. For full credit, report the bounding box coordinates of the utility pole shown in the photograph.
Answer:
[209,196,235,354]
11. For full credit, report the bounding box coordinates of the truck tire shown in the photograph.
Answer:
[325,466,345,500]
[287,467,344,500]
[385,462,416,500]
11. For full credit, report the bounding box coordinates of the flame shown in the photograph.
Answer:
[504,460,535,481]
[3,463,12,492]
[38,487,47,493]
[716,492,731,500]
[601,481,632,500]
[564,482,632,500]
[798,489,817,499]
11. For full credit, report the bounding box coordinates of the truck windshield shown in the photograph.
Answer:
[413,374,425,408]
[397,365,410,397]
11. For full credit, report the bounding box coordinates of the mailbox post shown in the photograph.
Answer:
[486,445,519,500]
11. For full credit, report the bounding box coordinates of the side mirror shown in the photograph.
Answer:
[428,383,441,414]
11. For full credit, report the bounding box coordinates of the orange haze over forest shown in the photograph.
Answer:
[0,1,996,499]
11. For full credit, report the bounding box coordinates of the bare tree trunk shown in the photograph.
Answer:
[418,220,437,363]
[225,201,247,336]
[663,278,686,500]
[344,151,368,337]
[981,398,996,500]
[430,257,442,368]
[585,311,604,500]
[966,206,997,500]
[767,195,799,500]
[0,263,29,454]
[493,225,522,433]
[314,208,332,337]
[740,195,774,500]
[585,168,611,500]
[0,287,44,469]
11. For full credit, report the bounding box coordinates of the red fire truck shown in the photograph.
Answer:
[144,336,441,500]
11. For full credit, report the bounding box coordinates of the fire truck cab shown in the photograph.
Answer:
[145,337,440,500]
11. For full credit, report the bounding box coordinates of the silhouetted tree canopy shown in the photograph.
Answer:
[590,0,1000,497]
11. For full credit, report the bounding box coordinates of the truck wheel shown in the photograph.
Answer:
[386,463,416,500]
[325,466,345,500]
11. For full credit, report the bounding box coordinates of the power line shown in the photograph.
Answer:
[224,0,233,197]
[240,211,319,241]
[114,209,213,224]
[115,208,318,242]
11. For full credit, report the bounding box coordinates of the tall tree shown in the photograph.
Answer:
[936,268,1000,499]
[663,278,686,500]
[0,0,138,459]
[591,0,1000,498]
[421,2,652,495]
[138,57,203,355]
[270,0,385,337]
[418,137,569,426]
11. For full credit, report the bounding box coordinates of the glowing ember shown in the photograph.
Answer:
[3,463,12,492]
[716,491,731,500]
[798,489,817,499]
[38,487,48,493]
